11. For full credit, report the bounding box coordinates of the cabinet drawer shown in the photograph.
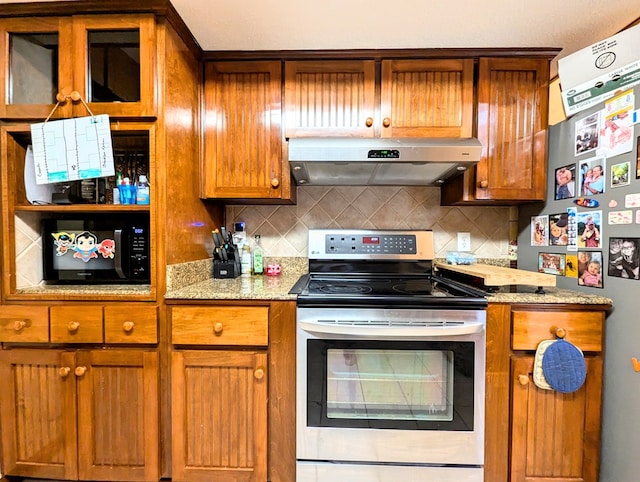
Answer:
[171,306,269,346]
[104,305,158,344]
[50,305,104,343]
[512,310,604,352]
[0,306,49,342]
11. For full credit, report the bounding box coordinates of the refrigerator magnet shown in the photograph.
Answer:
[574,198,599,208]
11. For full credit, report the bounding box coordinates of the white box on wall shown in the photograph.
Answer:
[558,23,640,116]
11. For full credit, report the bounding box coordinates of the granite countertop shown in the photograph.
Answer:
[164,257,612,306]
[485,285,612,305]
[164,257,307,301]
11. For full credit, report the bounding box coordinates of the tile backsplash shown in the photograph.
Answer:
[14,186,514,288]
[14,212,44,288]
[227,186,515,258]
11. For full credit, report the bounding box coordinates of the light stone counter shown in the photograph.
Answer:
[164,257,307,301]
[164,257,611,306]
[486,285,612,305]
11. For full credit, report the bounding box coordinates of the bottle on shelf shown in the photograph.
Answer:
[136,174,150,205]
[241,243,252,277]
[253,234,264,274]
[113,173,122,205]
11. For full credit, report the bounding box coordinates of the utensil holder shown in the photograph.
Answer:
[214,260,240,278]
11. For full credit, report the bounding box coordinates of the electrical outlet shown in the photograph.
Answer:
[457,232,471,252]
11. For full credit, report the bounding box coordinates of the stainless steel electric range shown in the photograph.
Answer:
[292,229,488,482]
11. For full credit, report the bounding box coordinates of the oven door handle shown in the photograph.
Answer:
[298,320,485,338]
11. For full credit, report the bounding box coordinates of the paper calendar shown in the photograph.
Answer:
[30,114,115,185]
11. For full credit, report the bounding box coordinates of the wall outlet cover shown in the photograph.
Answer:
[458,232,471,252]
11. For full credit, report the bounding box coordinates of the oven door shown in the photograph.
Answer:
[296,308,485,467]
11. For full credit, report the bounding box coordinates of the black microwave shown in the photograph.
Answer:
[42,216,150,284]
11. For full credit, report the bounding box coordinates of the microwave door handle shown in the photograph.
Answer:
[298,320,485,338]
[114,229,125,278]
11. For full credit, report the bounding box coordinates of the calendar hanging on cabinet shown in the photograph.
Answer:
[30,93,115,185]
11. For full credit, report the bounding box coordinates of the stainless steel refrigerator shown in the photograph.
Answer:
[518,86,640,482]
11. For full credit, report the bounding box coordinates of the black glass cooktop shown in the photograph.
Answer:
[295,274,488,308]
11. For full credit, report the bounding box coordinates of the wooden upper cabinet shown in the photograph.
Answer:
[442,57,550,204]
[202,61,292,201]
[284,60,376,137]
[284,59,473,138]
[380,59,474,138]
[475,57,549,201]
[0,14,156,119]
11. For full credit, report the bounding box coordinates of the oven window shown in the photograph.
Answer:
[307,340,475,431]
[326,349,453,421]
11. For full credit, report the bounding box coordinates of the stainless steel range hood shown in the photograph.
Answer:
[288,137,482,186]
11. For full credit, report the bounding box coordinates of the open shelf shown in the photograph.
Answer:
[15,204,150,213]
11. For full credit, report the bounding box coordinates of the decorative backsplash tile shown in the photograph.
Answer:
[227,186,514,258]
[14,187,513,288]
[15,213,44,288]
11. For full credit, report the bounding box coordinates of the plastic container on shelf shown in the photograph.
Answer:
[119,177,136,205]
[445,251,478,265]
[135,175,150,205]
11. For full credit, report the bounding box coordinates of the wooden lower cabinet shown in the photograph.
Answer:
[171,350,268,482]
[168,301,296,482]
[485,303,608,482]
[169,303,270,481]
[0,348,159,481]
[510,355,602,482]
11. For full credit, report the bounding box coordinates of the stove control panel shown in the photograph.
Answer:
[326,234,416,254]
[308,229,435,259]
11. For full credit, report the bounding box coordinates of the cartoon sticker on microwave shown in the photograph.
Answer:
[51,230,116,263]
[52,232,76,256]
[97,239,116,259]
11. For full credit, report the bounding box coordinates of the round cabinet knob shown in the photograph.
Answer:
[271,178,280,188]
[365,117,374,128]
[122,321,135,333]
[75,366,87,377]
[56,91,81,103]
[13,320,26,331]
[555,327,567,339]
[479,180,489,189]
[214,322,223,334]
[59,367,71,378]
[518,374,530,386]
[382,117,391,128]
[67,321,80,333]
[254,368,265,380]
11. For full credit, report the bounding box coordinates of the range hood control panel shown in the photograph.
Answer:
[367,149,400,159]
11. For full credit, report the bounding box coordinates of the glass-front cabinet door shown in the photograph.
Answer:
[0,14,155,119]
